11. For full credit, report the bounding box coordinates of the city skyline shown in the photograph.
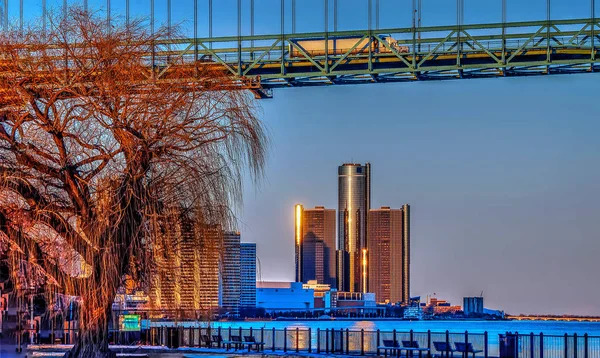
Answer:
[240,74,600,316]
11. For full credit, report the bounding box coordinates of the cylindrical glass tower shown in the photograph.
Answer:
[337,163,370,293]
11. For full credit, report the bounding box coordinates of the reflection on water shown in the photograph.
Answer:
[146,320,600,357]
[349,320,377,331]
[181,320,600,337]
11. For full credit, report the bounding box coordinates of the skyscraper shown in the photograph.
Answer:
[195,224,222,311]
[148,210,222,315]
[240,243,257,308]
[367,205,410,304]
[0,0,6,30]
[338,163,371,293]
[221,232,241,314]
[294,205,336,286]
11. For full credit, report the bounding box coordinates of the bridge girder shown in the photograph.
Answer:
[1,17,599,100]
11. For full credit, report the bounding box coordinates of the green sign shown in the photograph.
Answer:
[119,314,141,332]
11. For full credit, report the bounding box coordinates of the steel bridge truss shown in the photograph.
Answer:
[151,18,599,98]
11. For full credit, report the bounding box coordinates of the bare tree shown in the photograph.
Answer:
[0,9,267,358]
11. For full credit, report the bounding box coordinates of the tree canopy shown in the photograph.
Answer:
[0,9,267,358]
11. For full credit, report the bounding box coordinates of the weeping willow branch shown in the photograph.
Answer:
[0,7,267,358]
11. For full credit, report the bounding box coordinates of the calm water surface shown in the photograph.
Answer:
[176,320,600,336]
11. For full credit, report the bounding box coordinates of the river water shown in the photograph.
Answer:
[158,319,600,356]
[176,319,600,336]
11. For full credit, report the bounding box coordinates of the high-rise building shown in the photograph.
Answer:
[221,232,241,314]
[240,243,257,308]
[337,163,371,293]
[294,205,336,287]
[0,1,6,30]
[367,205,411,304]
[149,210,222,315]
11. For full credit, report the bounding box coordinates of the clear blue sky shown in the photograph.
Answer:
[13,0,600,315]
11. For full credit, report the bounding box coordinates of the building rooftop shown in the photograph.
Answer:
[256,281,293,289]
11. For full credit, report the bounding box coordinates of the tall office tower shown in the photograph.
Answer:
[221,232,241,314]
[402,204,410,304]
[149,210,222,315]
[240,243,257,308]
[367,205,411,304]
[196,225,222,311]
[294,205,337,286]
[0,0,6,30]
[337,163,371,293]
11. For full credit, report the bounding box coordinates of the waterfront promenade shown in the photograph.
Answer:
[11,320,600,357]
[117,321,600,358]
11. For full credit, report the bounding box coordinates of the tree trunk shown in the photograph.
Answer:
[63,291,118,358]
[64,341,116,358]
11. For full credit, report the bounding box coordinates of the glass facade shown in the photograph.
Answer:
[240,243,257,308]
[0,0,5,30]
[338,163,371,293]
[148,211,221,315]
[367,207,410,304]
[295,206,337,287]
[221,232,241,314]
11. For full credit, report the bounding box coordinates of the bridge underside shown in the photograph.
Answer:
[1,18,598,101]
[154,17,600,98]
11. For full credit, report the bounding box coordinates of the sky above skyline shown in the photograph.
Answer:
[8,0,600,315]
[241,74,600,316]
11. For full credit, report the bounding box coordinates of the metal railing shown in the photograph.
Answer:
[512,332,600,358]
[30,321,600,358]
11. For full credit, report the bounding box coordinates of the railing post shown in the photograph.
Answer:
[250,326,253,339]
[574,333,578,358]
[377,329,381,356]
[465,331,469,358]
[317,328,321,353]
[516,331,520,358]
[410,329,414,344]
[296,327,300,352]
[239,326,243,340]
[565,333,569,358]
[540,332,544,358]
[326,328,330,353]
[218,327,222,348]
[284,327,287,352]
[428,330,432,358]
[261,327,264,351]
[272,327,276,352]
[361,328,365,356]
[584,333,588,358]
[530,333,535,358]
[309,328,312,353]
[484,331,488,358]
[346,328,350,355]
[446,330,450,358]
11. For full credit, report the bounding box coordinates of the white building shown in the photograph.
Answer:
[256,282,314,312]
[403,305,422,320]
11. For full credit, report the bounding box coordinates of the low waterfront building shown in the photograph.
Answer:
[403,305,423,320]
[421,296,462,316]
[256,282,314,312]
[463,297,484,316]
